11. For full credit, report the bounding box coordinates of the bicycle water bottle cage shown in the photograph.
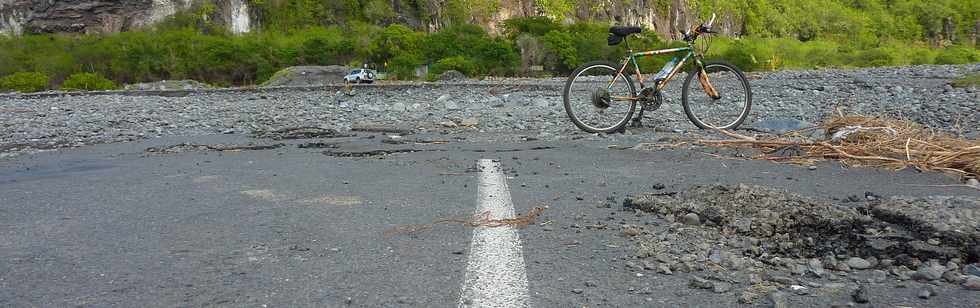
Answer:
[591,87,611,109]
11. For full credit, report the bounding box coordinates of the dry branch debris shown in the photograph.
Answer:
[383,206,546,237]
[699,114,980,177]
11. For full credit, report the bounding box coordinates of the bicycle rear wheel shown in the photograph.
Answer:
[563,61,637,133]
[681,61,751,130]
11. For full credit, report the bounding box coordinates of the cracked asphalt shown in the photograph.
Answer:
[1,130,977,307]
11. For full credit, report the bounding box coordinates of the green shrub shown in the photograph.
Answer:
[854,48,897,67]
[935,46,979,65]
[951,73,980,88]
[802,43,844,68]
[724,39,778,71]
[501,16,562,39]
[61,73,117,91]
[908,48,938,65]
[297,27,353,65]
[430,56,477,77]
[388,53,422,80]
[0,72,49,92]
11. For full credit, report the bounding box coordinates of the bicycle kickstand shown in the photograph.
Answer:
[630,105,645,128]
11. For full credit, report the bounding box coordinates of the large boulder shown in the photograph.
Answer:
[124,80,211,91]
[437,70,468,82]
[261,66,349,87]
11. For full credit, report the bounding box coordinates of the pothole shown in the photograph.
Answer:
[623,184,978,265]
[321,148,442,157]
[145,143,285,154]
[252,127,354,140]
[297,142,339,149]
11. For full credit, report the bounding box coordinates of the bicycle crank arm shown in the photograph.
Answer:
[610,95,640,101]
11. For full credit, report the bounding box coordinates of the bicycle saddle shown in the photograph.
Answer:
[609,26,642,37]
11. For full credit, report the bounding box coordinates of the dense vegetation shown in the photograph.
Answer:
[0,0,977,91]
[952,73,980,88]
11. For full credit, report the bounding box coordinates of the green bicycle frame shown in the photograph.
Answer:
[608,44,704,101]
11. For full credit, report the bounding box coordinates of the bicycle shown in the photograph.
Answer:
[562,13,752,133]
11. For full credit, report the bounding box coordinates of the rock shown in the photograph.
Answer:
[261,66,349,87]
[847,257,872,270]
[790,284,810,295]
[911,264,945,281]
[737,291,757,304]
[917,288,933,299]
[769,275,795,285]
[533,99,551,108]
[943,270,966,283]
[708,248,724,264]
[437,70,467,82]
[681,213,701,226]
[712,282,732,293]
[768,291,788,308]
[124,80,211,91]
[584,281,597,287]
[633,259,653,270]
[689,276,713,289]
[460,117,479,127]
[870,270,887,283]
[807,258,826,277]
[852,285,869,303]
[439,121,458,128]
[752,118,815,134]
[966,178,980,189]
[571,288,584,294]
[435,94,451,104]
[965,264,980,277]
[390,102,407,112]
[656,263,672,275]
[963,276,980,291]
[444,100,460,110]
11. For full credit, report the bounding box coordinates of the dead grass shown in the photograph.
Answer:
[699,111,980,178]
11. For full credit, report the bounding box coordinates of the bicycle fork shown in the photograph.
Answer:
[697,68,722,99]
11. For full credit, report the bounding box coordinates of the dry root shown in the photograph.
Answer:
[383,206,546,237]
[699,113,980,178]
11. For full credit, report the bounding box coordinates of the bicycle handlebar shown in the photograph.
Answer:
[684,13,718,41]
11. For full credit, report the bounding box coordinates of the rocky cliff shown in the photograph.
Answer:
[0,0,730,38]
[0,0,250,35]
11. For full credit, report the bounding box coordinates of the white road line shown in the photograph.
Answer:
[458,159,530,308]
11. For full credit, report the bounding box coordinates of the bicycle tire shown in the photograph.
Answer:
[681,60,752,130]
[562,60,637,134]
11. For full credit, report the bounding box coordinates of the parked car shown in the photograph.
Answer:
[343,69,376,84]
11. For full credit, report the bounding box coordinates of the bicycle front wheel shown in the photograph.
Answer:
[563,61,637,133]
[681,61,752,130]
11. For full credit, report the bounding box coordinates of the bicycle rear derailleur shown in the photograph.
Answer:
[630,87,663,127]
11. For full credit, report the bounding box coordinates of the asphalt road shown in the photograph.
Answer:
[1,131,977,307]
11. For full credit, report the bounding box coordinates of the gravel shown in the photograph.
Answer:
[846,257,872,270]
[617,183,980,305]
[1,64,977,158]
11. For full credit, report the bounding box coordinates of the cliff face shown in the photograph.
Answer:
[0,0,250,35]
[0,0,733,38]
[569,0,740,40]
